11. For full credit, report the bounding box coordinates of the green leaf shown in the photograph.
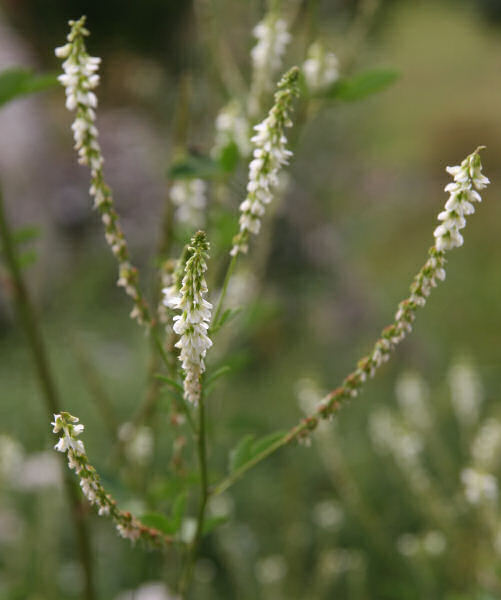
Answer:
[205,365,231,385]
[12,225,40,245]
[0,68,58,108]
[168,154,221,180]
[154,374,184,394]
[228,431,286,473]
[251,430,287,456]
[327,68,400,102]
[18,250,38,270]
[229,434,255,473]
[203,516,228,535]
[218,141,240,173]
[212,307,242,333]
[140,513,175,534]
[170,492,187,533]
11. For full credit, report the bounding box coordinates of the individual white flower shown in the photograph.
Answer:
[434,148,489,251]
[231,67,299,256]
[171,231,212,404]
[303,42,339,92]
[461,467,498,504]
[170,179,207,228]
[212,101,251,159]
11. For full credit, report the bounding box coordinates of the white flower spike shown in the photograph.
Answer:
[170,231,213,404]
[434,147,489,252]
[231,67,299,257]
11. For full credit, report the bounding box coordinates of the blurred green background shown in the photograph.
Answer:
[1,0,501,598]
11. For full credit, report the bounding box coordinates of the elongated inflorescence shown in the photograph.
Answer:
[231,67,299,257]
[294,148,490,441]
[52,412,172,546]
[166,232,212,404]
[434,147,489,251]
[55,17,150,326]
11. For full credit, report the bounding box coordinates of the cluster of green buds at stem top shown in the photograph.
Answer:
[55,17,151,326]
[292,148,489,442]
[52,412,172,547]
[166,232,212,404]
[231,67,299,257]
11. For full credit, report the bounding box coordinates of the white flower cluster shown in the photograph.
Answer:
[55,19,102,175]
[249,15,291,113]
[252,17,290,74]
[369,409,430,492]
[52,412,110,515]
[397,531,447,557]
[461,467,498,505]
[448,359,483,426]
[167,232,212,404]
[212,101,251,159]
[231,67,299,256]
[472,419,501,470]
[52,412,171,545]
[303,42,339,93]
[434,148,489,251]
[170,179,207,228]
[56,17,151,326]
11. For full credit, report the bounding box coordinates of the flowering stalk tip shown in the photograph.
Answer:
[231,66,299,257]
[434,147,489,252]
[52,412,172,546]
[166,231,212,404]
[56,17,151,326]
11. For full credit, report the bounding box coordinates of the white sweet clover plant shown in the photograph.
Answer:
[47,12,493,598]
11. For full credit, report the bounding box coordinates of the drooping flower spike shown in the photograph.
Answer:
[52,413,172,547]
[56,17,151,326]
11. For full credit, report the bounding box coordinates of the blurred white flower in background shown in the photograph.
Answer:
[0,435,24,484]
[461,467,498,505]
[448,359,483,426]
[115,582,178,600]
[471,418,501,471]
[303,42,340,93]
[395,371,430,430]
[169,179,207,228]
[255,554,288,585]
[313,500,344,531]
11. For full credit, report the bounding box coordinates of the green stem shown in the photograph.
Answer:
[211,424,301,497]
[178,391,209,596]
[0,189,96,600]
[211,253,238,329]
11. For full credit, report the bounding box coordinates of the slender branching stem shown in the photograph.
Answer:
[0,189,96,600]
[211,253,238,329]
[179,391,209,596]
[211,246,449,496]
